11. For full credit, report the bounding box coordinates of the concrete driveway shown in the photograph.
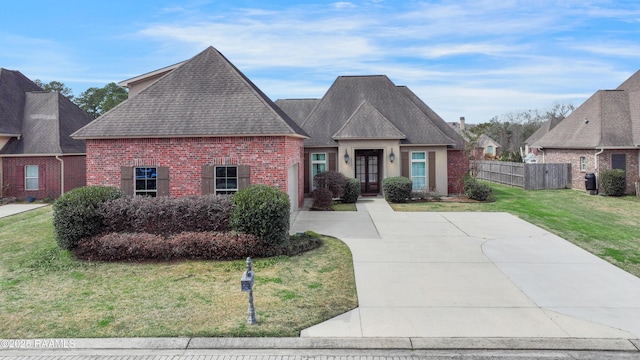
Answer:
[290,197,640,340]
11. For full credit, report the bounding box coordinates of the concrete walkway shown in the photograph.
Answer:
[290,197,640,341]
[0,203,48,218]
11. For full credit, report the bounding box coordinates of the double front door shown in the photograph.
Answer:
[355,149,380,195]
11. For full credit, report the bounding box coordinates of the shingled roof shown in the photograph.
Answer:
[333,100,406,140]
[300,75,459,147]
[73,47,308,139]
[274,98,320,126]
[0,69,43,136]
[0,70,91,155]
[533,70,640,149]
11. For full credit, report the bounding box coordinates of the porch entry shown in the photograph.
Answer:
[355,149,381,195]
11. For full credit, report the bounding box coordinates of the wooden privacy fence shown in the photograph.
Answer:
[472,160,571,190]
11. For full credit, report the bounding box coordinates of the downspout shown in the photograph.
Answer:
[594,148,604,191]
[55,155,64,197]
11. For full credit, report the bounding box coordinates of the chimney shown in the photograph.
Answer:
[459,117,466,130]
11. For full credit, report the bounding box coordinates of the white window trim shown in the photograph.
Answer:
[410,151,427,191]
[134,167,158,196]
[310,153,327,190]
[214,165,239,195]
[25,165,38,191]
[580,156,587,172]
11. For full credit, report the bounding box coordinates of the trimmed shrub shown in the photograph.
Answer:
[600,169,626,196]
[311,187,334,210]
[342,178,361,203]
[463,175,493,201]
[74,231,260,261]
[231,185,290,248]
[168,232,259,260]
[98,195,232,235]
[53,186,125,250]
[313,171,348,198]
[382,176,412,203]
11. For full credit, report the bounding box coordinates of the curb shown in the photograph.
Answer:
[1,337,639,352]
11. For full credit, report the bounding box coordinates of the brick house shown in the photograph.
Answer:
[276,77,467,195]
[532,70,640,194]
[72,47,309,209]
[73,47,468,208]
[0,68,92,200]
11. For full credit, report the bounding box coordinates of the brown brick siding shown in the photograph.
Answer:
[543,149,639,194]
[86,136,305,207]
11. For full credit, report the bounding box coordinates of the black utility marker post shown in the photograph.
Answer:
[240,257,256,324]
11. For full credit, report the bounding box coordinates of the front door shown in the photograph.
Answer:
[355,149,380,194]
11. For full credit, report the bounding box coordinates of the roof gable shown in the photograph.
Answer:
[534,69,640,149]
[301,75,457,147]
[1,92,92,155]
[73,47,308,139]
[333,100,406,140]
[0,68,43,135]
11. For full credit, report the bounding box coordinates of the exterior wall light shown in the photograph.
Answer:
[344,149,350,163]
[389,149,395,163]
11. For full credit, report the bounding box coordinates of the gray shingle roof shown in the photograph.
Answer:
[0,68,42,135]
[73,47,308,139]
[396,86,466,149]
[477,134,500,148]
[274,98,320,126]
[0,70,91,155]
[524,116,564,146]
[533,72,640,149]
[333,100,406,140]
[301,75,460,147]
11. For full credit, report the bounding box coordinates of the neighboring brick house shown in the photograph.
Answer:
[532,70,640,194]
[276,77,467,195]
[0,68,92,200]
[72,47,309,209]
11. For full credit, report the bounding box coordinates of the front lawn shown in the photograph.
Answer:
[391,183,640,278]
[0,207,357,338]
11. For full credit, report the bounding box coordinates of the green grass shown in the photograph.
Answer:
[0,206,357,338]
[391,183,640,277]
[331,202,357,211]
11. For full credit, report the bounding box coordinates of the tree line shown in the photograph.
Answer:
[34,79,128,119]
[464,103,575,161]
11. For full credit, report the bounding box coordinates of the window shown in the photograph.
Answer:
[411,152,427,190]
[486,146,494,155]
[25,165,38,191]
[311,153,327,189]
[612,154,626,171]
[215,166,238,195]
[135,167,157,196]
[580,156,587,171]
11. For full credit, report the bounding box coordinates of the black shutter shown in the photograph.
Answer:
[303,152,310,194]
[328,152,337,172]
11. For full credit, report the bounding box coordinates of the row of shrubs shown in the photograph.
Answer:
[311,171,360,209]
[73,230,322,262]
[381,174,493,203]
[53,185,320,260]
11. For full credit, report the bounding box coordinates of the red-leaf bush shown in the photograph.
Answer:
[98,195,232,235]
[74,231,260,261]
[311,187,333,210]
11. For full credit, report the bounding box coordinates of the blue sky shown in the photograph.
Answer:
[1,0,639,123]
